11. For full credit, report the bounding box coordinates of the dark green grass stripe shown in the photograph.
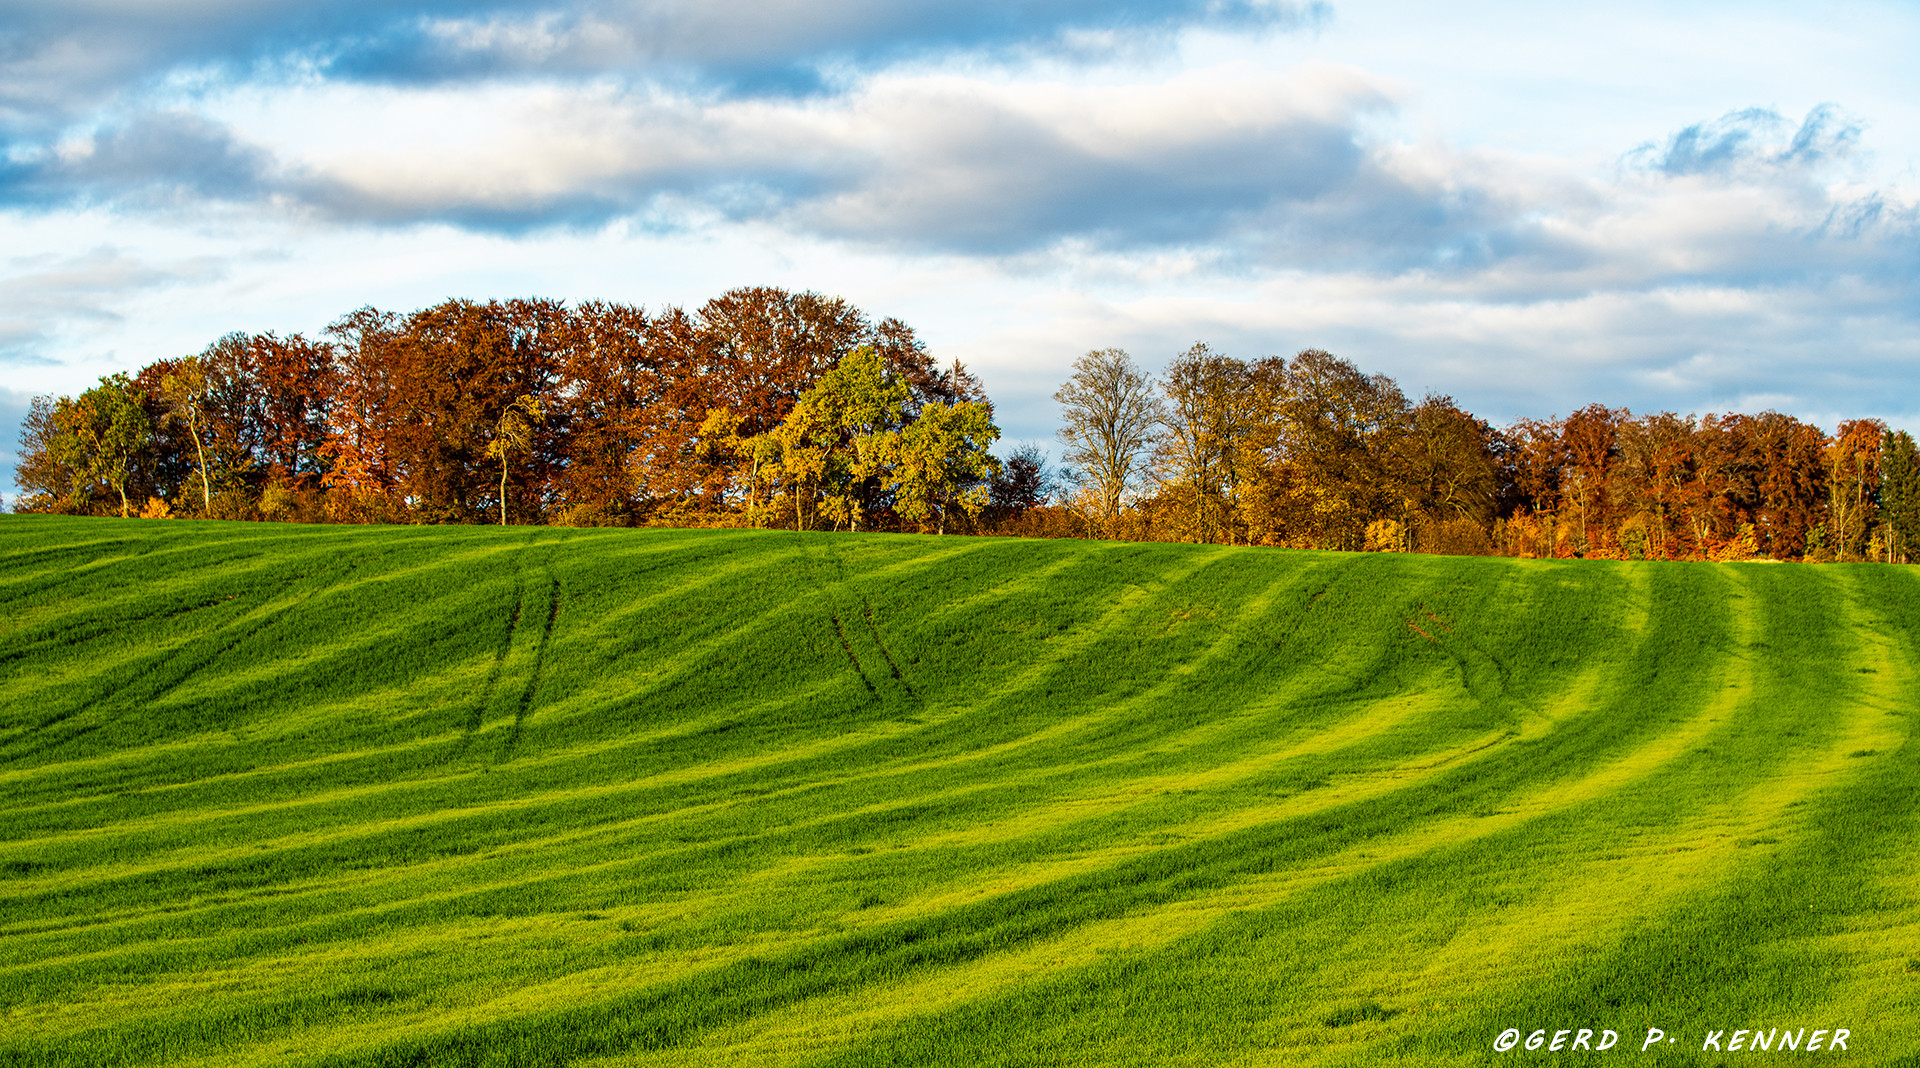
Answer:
[0,528,243,609]
[0,555,351,763]
[0,544,525,772]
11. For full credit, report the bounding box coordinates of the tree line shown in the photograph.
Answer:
[1045,346,1919,562]
[12,291,1917,561]
[13,288,1002,533]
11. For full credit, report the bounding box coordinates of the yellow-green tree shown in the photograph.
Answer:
[485,395,545,526]
[159,356,214,514]
[54,374,152,517]
[764,400,831,530]
[755,346,908,531]
[696,406,777,528]
[886,400,1000,534]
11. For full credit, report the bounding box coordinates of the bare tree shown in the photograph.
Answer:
[1055,349,1163,536]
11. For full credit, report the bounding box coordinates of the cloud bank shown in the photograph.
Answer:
[1,0,1323,132]
[6,0,1912,296]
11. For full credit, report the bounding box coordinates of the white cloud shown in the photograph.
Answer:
[181,60,1397,248]
[0,244,228,365]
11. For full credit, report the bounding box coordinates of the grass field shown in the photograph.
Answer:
[2,515,1917,1066]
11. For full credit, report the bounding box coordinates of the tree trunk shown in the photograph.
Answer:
[189,414,211,514]
[748,456,760,529]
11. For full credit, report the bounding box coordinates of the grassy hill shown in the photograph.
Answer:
[2,516,1916,1066]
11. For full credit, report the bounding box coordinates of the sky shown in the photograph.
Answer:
[4,0,1918,500]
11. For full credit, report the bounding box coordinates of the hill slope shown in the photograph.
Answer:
[1,517,1917,1066]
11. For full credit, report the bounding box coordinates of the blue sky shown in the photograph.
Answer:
[4,0,1918,498]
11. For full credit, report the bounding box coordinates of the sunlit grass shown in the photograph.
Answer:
[1,516,1915,1066]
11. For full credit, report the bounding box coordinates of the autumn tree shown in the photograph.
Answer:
[373,298,567,522]
[1154,344,1249,544]
[1762,415,1833,559]
[1559,404,1624,555]
[1502,417,1566,518]
[13,396,77,512]
[700,287,870,441]
[621,306,726,517]
[1399,395,1496,519]
[552,301,673,522]
[1271,349,1410,551]
[1055,349,1163,537]
[319,307,404,517]
[1826,419,1885,561]
[246,332,337,486]
[199,333,268,502]
[873,316,987,415]
[135,333,268,516]
[122,358,196,510]
[1233,356,1291,545]
[1220,356,1280,544]
[1678,414,1744,554]
[1609,411,1697,559]
[1398,394,1498,553]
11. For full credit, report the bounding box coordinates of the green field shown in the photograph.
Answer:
[2,516,1917,1066]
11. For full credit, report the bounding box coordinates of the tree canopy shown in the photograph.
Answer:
[13,292,1917,563]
